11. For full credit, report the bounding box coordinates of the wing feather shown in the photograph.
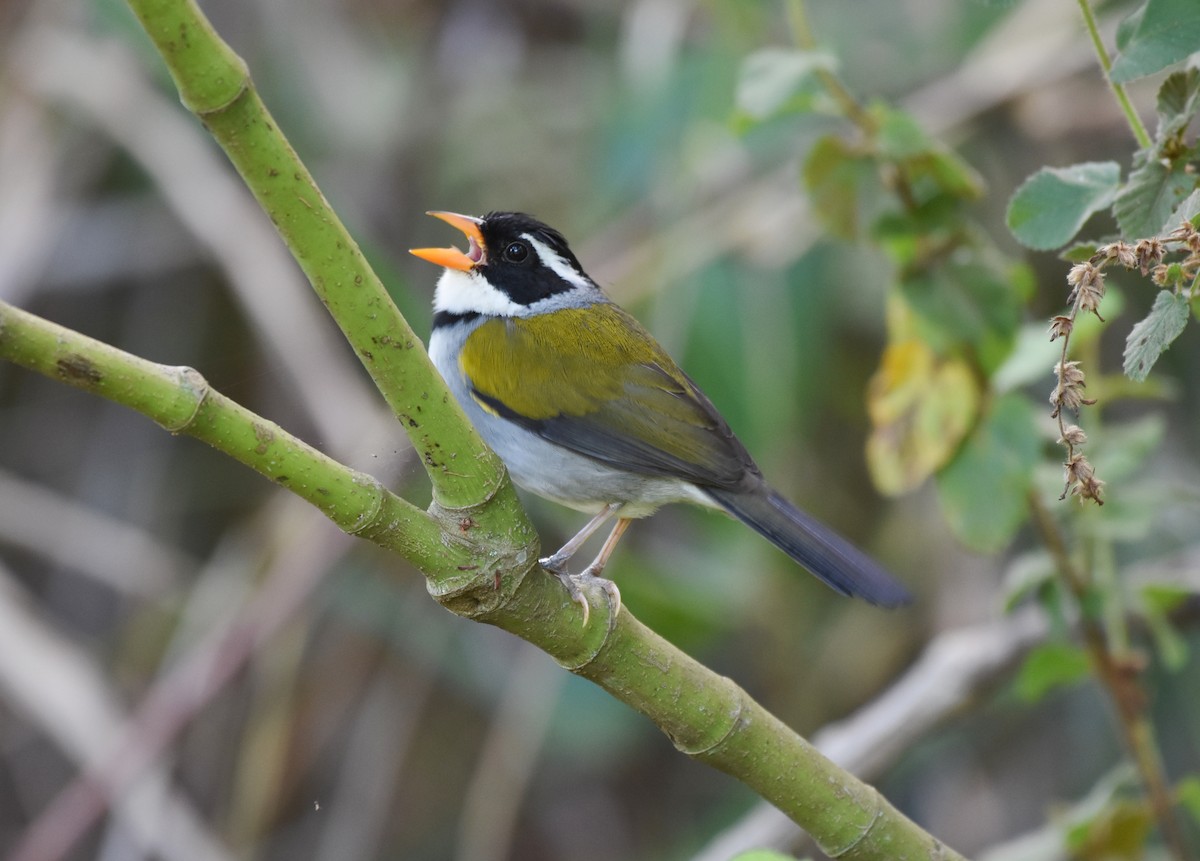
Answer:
[460,305,756,489]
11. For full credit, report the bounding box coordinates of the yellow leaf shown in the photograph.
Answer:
[865,339,980,496]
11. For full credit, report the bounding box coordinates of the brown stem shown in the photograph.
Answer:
[1027,492,1192,861]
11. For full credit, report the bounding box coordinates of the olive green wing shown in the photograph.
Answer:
[459,305,756,489]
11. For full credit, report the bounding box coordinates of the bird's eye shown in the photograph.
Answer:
[503,241,529,263]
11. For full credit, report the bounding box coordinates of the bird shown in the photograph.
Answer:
[410,210,910,622]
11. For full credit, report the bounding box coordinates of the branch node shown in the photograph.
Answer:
[158,366,210,433]
[820,786,885,858]
[344,474,388,536]
[425,499,538,620]
[672,689,747,756]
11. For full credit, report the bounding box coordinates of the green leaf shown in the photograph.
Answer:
[898,260,1021,372]
[875,106,935,160]
[1123,290,1190,381]
[991,323,1062,394]
[1065,799,1154,860]
[1138,581,1192,669]
[1143,600,1189,671]
[1087,414,1165,485]
[935,393,1041,553]
[1015,642,1092,702]
[1001,550,1056,612]
[1156,68,1200,142]
[1167,188,1200,232]
[1113,151,1197,238]
[1111,0,1200,83]
[1141,582,1193,615]
[874,106,983,201]
[802,135,877,240]
[1006,162,1121,250]
[1177,776,1200,825]
[1060,241,1101,263]
[731,852,803,861]
[735,48,835,122]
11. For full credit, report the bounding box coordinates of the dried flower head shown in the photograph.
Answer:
[1058,424,1088,447]
[1048,315,1073,341]
[1066,262,1105,319]
[1099,241,1137,269]
[1050,361,1095,418]
[1168,220,1200,253]
[1134,238,1165,275]
[1056,360,1085,386]
[1063,452,1105,504]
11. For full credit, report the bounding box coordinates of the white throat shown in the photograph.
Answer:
[433,268,525,317]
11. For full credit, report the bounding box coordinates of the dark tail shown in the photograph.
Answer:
[704,485,911,608]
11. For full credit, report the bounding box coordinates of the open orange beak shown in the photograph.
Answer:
[409,211,486,271]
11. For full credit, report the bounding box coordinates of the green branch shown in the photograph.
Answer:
[0,0,969,857]
[126,0,504,513]
[0,297,961,859]
[0,300,445,573]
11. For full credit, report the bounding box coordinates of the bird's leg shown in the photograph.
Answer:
[577,517,631,617]
[540,503,619,574]
[540,503,622,625]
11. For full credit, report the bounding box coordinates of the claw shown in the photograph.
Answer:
[539,554,585,623]
[581,565,622,618]
[547,565,592,626]
[540,560,622,627]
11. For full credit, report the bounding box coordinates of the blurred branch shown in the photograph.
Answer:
[976,765,1142,861]
[0,468,192,596]
[6,496,354,861]
[0,563,235,861]
[456,647,566,861]
[315,632,445,861]
[1027,492,1191,861]
[12,27,381,454]
[0,84,63,307]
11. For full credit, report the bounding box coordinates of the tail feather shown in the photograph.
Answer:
[704,485,910,608]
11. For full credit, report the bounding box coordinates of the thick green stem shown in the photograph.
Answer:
[1,296,962,860]
[124,0,503,512]
[0,1,975,856]
[0,300,448,574]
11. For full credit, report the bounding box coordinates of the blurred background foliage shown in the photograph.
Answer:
[1,0,1199,859]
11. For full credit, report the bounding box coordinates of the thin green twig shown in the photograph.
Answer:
[1077,0,1153,149]
[785,0,876,133]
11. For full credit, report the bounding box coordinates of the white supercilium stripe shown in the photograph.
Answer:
[525,234,592,291]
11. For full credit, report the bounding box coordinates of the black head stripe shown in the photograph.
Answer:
[478,212,591,305]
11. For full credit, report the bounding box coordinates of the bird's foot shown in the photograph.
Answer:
[540,556,621,627]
